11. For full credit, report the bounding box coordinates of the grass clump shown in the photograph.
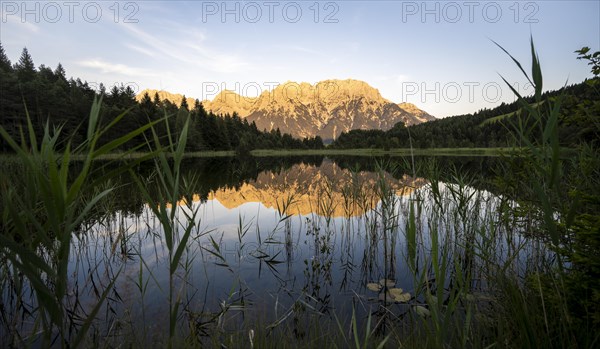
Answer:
[0,97,160,347]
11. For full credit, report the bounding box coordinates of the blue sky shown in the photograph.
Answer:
[2,1,599,117]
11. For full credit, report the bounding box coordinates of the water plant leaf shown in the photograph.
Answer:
[378,292,395,303]
[378,289,411,303]
[367,283,382,292]
[389,289,411,303]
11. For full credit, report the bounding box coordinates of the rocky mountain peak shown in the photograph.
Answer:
[137,79,435,140]
[208,90,256,116]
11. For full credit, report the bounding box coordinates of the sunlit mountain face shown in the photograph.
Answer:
[137,79,435,140]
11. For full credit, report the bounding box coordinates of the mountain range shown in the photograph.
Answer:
[136,79,435,140]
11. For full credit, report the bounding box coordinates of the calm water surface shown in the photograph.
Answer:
[61,156,542,337]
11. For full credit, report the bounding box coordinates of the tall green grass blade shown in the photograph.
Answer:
[530,36,543,100]
[87,96,102,141]
[407,201,416,267]
[492,39,534,87]
[170,223,195,272]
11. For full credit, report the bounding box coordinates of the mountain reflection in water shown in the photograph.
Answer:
[168,160,428,217]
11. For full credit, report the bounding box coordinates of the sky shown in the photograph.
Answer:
[1,0,599,117]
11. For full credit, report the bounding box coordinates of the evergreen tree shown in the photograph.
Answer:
[140,91,152,106]
[139,92,155,117]
[192,99,205,115]
[0,42,12,72]
[153,92,161,107]
[14,47,36,82]
[13,47,43,133]
[0,43,17,151]
[180,95,189,111]
[54,63,66,81]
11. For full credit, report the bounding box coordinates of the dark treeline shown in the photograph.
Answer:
[0,45,325,153]
[330,155,499,180]
[332,78,600,149]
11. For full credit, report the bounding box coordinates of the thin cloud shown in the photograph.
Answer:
[126,44,156,58]
[119,23,249,73]
[77,59,159,78]
[2,13,39,33]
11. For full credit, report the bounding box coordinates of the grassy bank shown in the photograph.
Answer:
[250,147,509,157]
[0,147,580,165]
[0,147,526,161]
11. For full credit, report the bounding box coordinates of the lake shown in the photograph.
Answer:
[1,155,553,346]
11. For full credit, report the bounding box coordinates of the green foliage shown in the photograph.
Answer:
[494,38,600,344]
[576,46,600,76]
